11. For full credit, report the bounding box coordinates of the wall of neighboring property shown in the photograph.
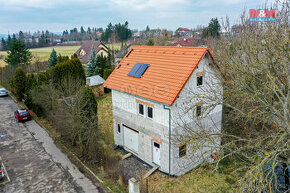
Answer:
[99,44,109,52]
[170,53,223,176]
[91,85,104,97]
[97,49,108,57]
[112,90,171,173]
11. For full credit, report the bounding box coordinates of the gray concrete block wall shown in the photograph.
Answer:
[170,110,222,176]
[110,52,223,176]
[113,106,170,173]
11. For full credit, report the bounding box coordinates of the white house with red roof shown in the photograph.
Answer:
[104,46,223,176]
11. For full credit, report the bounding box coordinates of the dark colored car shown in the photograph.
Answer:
[15,109,31,122]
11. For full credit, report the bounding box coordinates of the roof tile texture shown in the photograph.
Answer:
[104,46,211,105]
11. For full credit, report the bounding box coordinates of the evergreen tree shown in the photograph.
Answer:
[49,49,57,68]
[31,36,36,48]
[19,31,25,42]
[39,31,46,47]
[57,54,69,63]
[45,30,50,45]
[71,53,78,59]
[202,18,221,38]
[11,67,26,101]
[87,27,91,34]
[24,74,38,108]
[1,38,7,50]
[80,26,85,34]
[86,47,97,77]
[146,38,154,46]
[103,68,113,80]
[79,86,97,118]
[7,35,11,48]
[101,23,113,42]
[52,58,85,87]
[115,21,132,45]
[5,39,32,66]
[94,67,99,75]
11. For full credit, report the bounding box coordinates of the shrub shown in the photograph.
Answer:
[52,58,85,87]
[78,86,97,118]
[24,74,37,108]
[11,67,26,101]
[103,68,114,80]
[48,49,57,68]
[37,70,51,85]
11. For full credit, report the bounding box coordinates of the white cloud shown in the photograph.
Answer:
[0,0,53,8]
[110,0,188,11]
[220,0,244,4]
[0,0,103,9]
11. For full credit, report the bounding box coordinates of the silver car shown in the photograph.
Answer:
[0,88,8,97]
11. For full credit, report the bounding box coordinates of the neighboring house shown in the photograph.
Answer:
[114,44,133,66]
[173,38,206,47]
[86,75,105,97]
[104,46,223,176]
[173,38,195,47]
[176,27,194,37]
[75,41,109,64]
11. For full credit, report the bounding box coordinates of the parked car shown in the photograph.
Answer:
[0,88,8,97]
[15,109,31,122]
[0,165,5,181]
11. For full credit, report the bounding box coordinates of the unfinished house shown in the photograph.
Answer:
[104,46,223,176]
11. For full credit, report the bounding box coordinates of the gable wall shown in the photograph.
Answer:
[170,53,223,176]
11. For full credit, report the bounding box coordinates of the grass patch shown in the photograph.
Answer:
[0,45,81,67]
[97,93,114,145]
[145,158,243,193]
[106,43,123,51]
[0,42,125,67]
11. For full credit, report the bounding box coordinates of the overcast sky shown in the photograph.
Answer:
[0,0,275,34]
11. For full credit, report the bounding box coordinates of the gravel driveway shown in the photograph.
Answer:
[0,96,100,193]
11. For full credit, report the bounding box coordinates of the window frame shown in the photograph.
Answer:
[147,106,153,119]
[197,75,203,87]
[179,143,187,158]
[196,105,202,117]
[117,123,121,133]
[138,103,144,116]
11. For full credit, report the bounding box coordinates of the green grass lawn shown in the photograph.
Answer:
[146,157,243,193]
[29,46,81,61]
[0,45,81,67]
[0,43,124,68]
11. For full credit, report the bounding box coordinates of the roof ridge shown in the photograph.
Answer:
[131,45,208,49]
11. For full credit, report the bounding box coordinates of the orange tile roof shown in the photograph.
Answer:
[104,46,219,106]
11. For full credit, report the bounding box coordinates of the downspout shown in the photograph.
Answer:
[163,105,171,176]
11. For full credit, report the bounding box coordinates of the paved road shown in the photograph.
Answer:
[0,96,100,193]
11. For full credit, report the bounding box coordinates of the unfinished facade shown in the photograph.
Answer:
[104,46,223,176]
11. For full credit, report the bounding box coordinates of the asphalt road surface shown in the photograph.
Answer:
[0,96,100,193]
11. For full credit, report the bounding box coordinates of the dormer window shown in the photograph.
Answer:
[80,49,86,56]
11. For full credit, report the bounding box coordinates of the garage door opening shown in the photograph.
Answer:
[123,125,139,154]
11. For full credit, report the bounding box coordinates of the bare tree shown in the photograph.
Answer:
[175,1,289,192]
